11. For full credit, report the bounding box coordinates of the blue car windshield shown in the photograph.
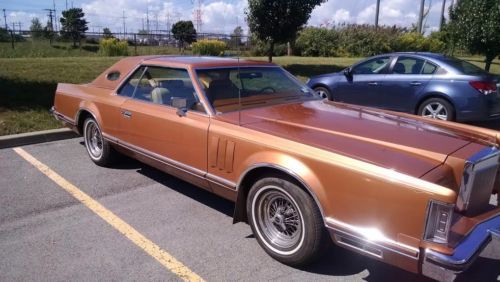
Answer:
[196,67,319,113]
[443,57,489,75]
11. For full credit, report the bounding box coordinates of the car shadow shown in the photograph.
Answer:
[107,157,435,281]
[81,146,499,281]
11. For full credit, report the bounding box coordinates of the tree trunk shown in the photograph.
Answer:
[268,41,274,63]
[485,54,494,72]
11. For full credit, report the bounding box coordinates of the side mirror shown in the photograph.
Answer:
[171,97,188,117]
[344,67,353,77]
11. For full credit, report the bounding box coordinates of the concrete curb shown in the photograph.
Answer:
[0,128,79,149]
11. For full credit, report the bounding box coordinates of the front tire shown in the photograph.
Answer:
[313,86,332,100]
[83,118,116,166]
[247,177,327,266]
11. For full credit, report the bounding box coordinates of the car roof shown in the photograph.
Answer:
[388,52,446,59]
[143,56,276,68]
[90,56,275,90]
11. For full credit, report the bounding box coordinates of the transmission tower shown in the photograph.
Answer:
[44,8,55,32]
[192,0,203,32]
[3,9,8,30]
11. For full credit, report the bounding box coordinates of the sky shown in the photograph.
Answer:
[1,0,453,35]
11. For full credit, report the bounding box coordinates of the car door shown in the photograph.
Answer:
[334,56,392,107]
[378,56,435,112]
[117,65,209,186]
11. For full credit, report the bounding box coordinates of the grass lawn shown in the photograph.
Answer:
[1,55,499,135]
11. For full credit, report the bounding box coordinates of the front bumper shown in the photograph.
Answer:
[422,215,500,281]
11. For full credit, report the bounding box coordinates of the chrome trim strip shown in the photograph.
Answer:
[237,163,326,220]
[206,173,236,189]
[51,108,76,125]
[424,214,500,271]
[325,217,420,259]
[104,135,207,179]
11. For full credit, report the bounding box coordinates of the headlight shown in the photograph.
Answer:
[424,200,454,244]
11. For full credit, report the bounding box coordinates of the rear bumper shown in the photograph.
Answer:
[50,106,79,134]
[422,215,500,281]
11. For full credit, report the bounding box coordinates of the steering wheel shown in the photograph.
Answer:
[258,87,276,94]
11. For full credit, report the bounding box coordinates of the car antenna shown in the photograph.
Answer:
[237,34,242,126]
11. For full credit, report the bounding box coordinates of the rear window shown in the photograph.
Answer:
[443,57,488,75]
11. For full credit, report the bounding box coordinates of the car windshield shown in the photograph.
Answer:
[196,67,319,113]
[443,57,488,75]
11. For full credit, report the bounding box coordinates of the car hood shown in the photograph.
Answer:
[221,100,491,178]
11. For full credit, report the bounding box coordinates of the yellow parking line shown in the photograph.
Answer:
[13,147,204,282]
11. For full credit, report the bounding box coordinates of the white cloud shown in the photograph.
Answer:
[6,0,452,35]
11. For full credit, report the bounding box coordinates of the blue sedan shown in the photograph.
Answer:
[306,52,500,121]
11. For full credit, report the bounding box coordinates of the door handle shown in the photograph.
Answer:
[410,81,422,86]
[367,82,378,86]
[122,110,132,118]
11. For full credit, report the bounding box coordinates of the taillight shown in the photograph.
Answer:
[469,81,497,95]
[424,200,454,244]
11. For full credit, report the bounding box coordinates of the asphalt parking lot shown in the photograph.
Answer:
[1,138,499,281]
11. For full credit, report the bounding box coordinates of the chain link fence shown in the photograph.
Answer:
[0,29,253,57]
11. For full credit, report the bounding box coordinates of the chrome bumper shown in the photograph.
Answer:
[422,215,500,281]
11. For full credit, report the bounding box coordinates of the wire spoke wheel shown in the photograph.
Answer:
[84,120,103,159]
[254,186,303,252]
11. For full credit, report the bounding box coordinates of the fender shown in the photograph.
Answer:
[232,152,327,225]
[75,101,102,134]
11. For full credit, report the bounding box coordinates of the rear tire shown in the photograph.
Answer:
[313,86,332,100]
[417,98,455,121]
[247,177,327,266]
[83,118,117,166]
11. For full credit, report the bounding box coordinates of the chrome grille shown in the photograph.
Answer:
[457,147,500,215]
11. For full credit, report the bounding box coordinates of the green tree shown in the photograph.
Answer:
[246,0,325,62]
[102,27,114,39]
[171,20,197,51]
[30,18,43,39]
[229,26,243,49]
[448,0,500,71]
[60,8,89,47]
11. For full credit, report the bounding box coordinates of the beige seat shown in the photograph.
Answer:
[151,87,168,105]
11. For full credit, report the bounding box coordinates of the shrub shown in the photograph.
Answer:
[393,32,446,53]
[192,39,226,56]
[295,27,338,57]
[99,38,128,56]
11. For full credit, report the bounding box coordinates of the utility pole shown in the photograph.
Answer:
[375,0,381,28]
[439,0,446,30]
[53,0,58,32]
[44,9,55,32]
[146,6,150,33]
[417,0,425,34]
[121,10,127,39]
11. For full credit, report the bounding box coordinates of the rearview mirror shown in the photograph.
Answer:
[171,97,187,117]
[343,67,353,77]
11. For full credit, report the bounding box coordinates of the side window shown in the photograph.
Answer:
[118,66,146,97]
[132,66,204,112]
[392,56,426,74]
[352,57,391,74]
[422,62,438,74]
